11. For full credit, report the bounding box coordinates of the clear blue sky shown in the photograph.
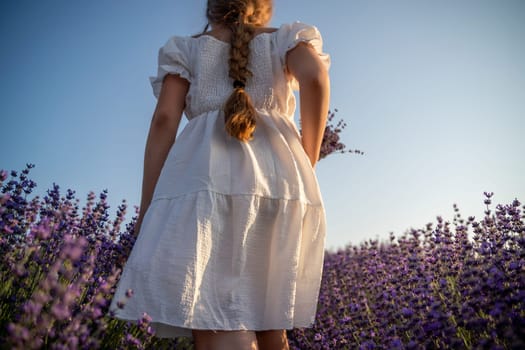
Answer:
[1,0,524,249]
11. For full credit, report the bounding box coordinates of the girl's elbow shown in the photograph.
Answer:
[151,111,180,133]
[317,70,330,90]
[300,71,330,92]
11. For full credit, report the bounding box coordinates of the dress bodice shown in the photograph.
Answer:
[149,22,330,120]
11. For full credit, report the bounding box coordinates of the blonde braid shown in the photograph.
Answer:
[224,19,256,141]
[206,0,273,141]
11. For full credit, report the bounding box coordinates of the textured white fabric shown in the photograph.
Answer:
[109,21,330,338]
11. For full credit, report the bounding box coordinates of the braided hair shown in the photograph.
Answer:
[206,0,273,141]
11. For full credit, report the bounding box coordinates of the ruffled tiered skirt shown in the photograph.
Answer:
[109,109,326,338]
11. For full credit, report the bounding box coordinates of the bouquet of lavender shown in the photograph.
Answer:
[318,109,364,160]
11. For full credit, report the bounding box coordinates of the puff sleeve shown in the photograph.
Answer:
[149,36,191,99]
[276,22,331,90]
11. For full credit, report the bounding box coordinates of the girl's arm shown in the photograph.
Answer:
[286,43,330,168]
[136,74,189,233]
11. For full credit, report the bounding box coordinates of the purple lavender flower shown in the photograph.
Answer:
[299,109,364,160]
[288,191,524,349]
[2,166,524,349]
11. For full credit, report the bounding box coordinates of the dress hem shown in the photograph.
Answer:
[112,315,315,339]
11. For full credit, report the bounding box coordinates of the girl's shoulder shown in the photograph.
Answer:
[177,22,325,57]
[186,22,319,40]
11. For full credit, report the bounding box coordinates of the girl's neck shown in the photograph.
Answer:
[208,23,232,41]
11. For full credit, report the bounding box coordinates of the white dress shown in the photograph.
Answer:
[109,21,330,338]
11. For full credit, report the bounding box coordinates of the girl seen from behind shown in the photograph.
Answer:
[110,1,330,349]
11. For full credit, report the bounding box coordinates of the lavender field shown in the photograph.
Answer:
[0,164,523,349]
